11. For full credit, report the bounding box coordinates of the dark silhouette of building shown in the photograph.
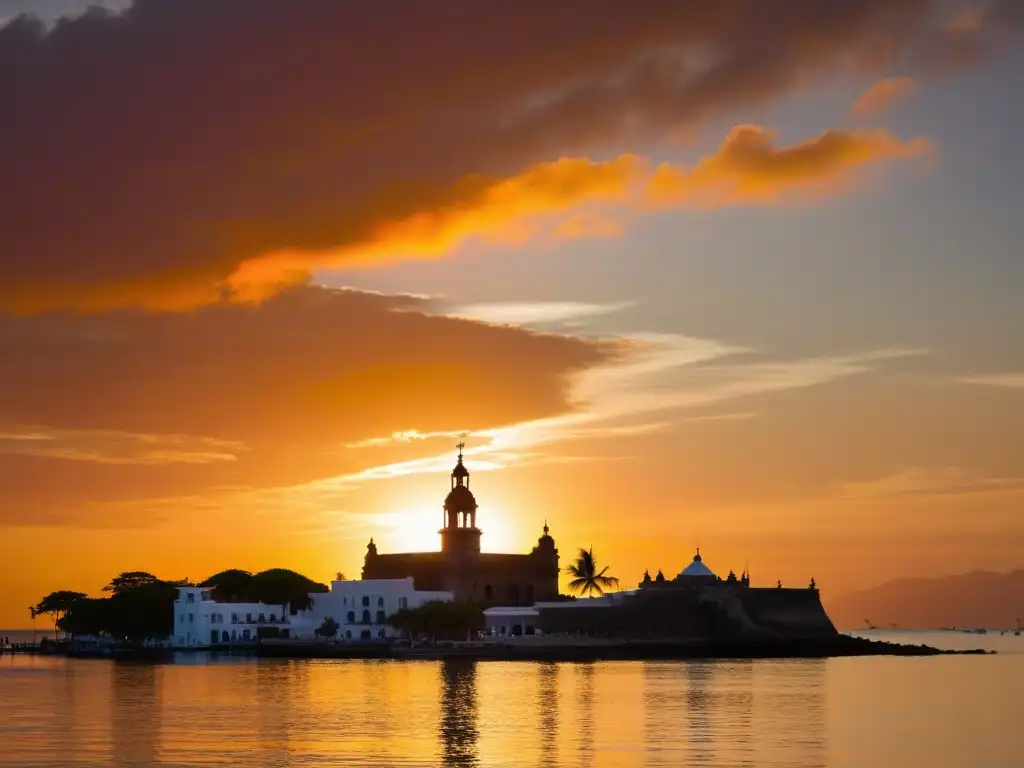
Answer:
[361,445,559,607]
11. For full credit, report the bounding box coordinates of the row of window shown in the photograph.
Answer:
[342,595,390,608]
[342,610,388,625]
[228,612,281,624]
[178,612,283,625]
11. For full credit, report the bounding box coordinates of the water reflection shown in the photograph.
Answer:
[254,660,299,765]
[537,662,560,765]
[2,650,1019,767]
[685,662,716,766]
[439,658,479,767]
[574,663,595,767]
[111,663,159,767]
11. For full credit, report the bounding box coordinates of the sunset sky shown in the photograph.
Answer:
[2,1,1022,628]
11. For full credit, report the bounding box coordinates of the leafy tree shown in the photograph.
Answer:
[250,568,329,615]
[103,572,161,597]
[388,601,484,642]
[201,569,254,602]
[58,598,113,637]
[32,591,87,636]
[317,617,340,639]
[107,577,178,641]
[565,547,619,597]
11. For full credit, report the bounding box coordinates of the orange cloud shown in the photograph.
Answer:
[646,126,931,207]
[0,1,981,314]
[224,126,930,297]
[0,286,616,526]
[850,76,916,118]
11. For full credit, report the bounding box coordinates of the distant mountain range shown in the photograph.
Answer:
[824,570,1024,630]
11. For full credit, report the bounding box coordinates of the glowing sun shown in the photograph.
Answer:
[378,505,516,553]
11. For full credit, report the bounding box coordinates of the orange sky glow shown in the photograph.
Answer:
[1,0,1023,628]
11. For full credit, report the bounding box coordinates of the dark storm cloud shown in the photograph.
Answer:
[1,0,997,312]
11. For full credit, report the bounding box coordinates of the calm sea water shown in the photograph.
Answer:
[1,632,1021,767]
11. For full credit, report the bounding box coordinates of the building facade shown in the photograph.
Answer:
[361,446,560,607]
[171,577,451,648]
[297,577,451,641]
[172,586,287,648]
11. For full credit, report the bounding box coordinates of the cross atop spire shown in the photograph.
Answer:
[456,441,465,459]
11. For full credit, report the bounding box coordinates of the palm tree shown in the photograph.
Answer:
[565,547,619,597]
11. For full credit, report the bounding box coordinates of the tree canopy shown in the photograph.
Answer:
[565,547,619,597]
[316,617,340,638]
[103,571,162,596]
[200,568,328,612]
[40,566,330,643]
[32,590,87,633]
[388,601,484,641]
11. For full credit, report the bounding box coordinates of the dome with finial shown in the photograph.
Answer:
[444,483,477,511]
[679,547,715,578]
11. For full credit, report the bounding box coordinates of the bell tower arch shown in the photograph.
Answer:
[440,443,481,555]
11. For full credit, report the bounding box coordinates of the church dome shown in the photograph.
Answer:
[679,549,716,579]
[444,483,477,512]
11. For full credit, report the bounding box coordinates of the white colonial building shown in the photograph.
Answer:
[172,587,283,648]
[172,576,451,648]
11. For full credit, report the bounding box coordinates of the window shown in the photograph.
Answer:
[346,611,355,623]
[360,630,371,640]
[269,613,276,623]
[377,597,384,607]
[345,630,352,639]
[242,629,250,640]
[231,613,238,624]
[361,596,370,607]
[258,613,265,622]
[376,610,386,624]
[377,628,386,639]
[398,597,408,610]
[362,609,371,624]
[246,613,252,623]
[188,613,194,623]
[187,593,195,604]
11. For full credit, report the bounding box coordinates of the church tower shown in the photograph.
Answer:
[440,443,481,556]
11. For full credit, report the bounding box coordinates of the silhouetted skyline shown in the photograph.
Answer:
[1,1,1023,628]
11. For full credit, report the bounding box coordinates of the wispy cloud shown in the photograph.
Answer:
[850,76,915,118]
[294,337,925,493]
[0,427,244,465]
[840,466,1024,501]
[448,300,633,328]
[958,373,1024,388]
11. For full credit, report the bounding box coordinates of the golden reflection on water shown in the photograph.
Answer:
[0,649,1021,767]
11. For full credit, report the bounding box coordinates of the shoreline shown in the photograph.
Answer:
[254,635,991,661]
[7,634,992,662]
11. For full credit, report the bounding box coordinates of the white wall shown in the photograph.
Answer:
[172,578,453,647]
[172,587,289,648]
[295,578,452,641]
